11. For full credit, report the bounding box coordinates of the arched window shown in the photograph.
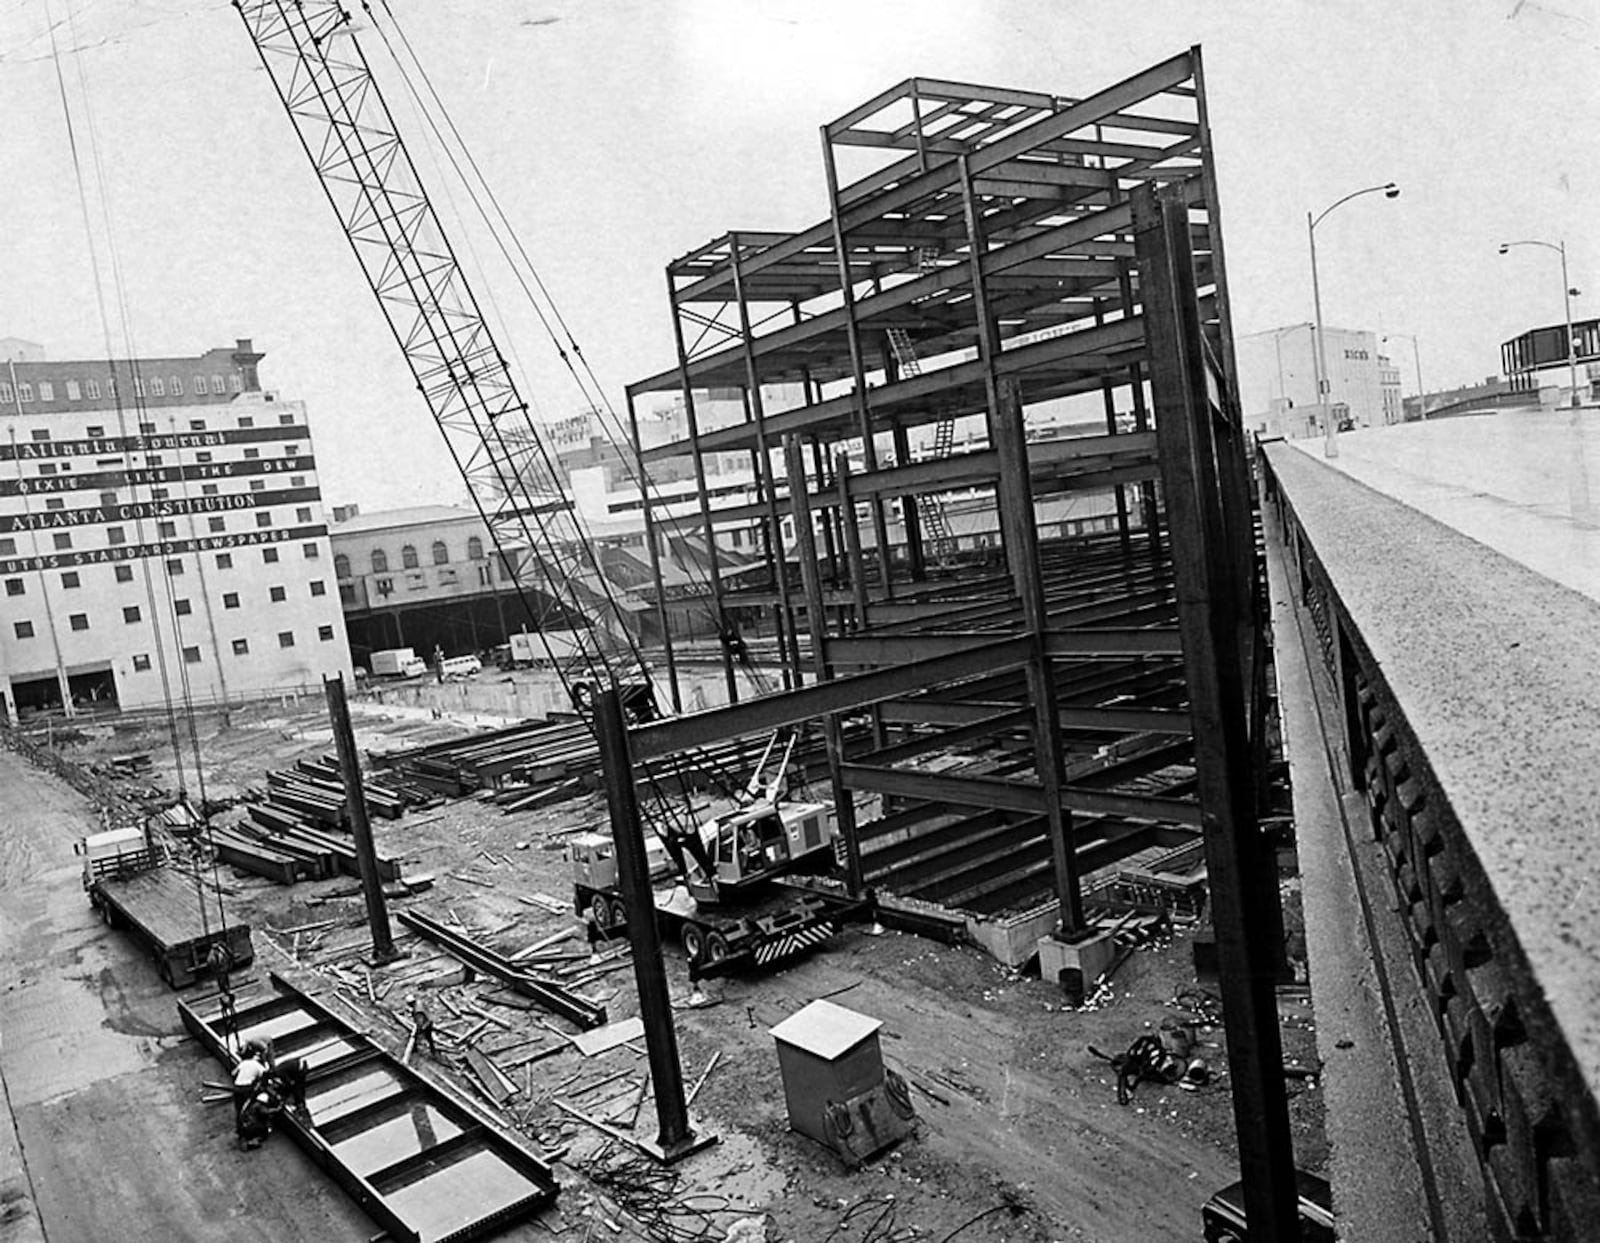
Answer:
[334,553,351,579]
[431,540,449,565]
[371,548,388,574]
[150,377,165,397]
[467,536,484,560]
[401,544,418,569]
[170,376,183,396]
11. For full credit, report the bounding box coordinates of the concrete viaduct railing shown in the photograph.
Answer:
[1262,440,1600,1241]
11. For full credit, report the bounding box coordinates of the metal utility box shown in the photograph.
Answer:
[769,999,913,1165]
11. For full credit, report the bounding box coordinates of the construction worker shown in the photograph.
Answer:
[406,994,438,1057]
[232,1042,269,1135]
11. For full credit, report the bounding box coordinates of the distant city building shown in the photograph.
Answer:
[329,504,535,666]
[1235,323,1387,437]
[0,339,349,720]
[1500,315,1600,404]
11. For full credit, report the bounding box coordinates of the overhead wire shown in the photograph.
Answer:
[49,0,232,941]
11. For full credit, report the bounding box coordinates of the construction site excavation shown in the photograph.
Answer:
[3,18,1336,1243]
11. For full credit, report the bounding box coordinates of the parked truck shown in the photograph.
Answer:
[77,825,254,988]
[370,647,427,679]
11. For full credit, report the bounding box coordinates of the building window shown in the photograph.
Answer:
[467,536,484,560]
[279,413,294,426]
[171,377,183,397]
[189,419,206,431]
[202,484,219,496]
[61,571,80,589]
[108,527,126,545]
[66,380,81,400]
[223,592,239,609]
[437,568,458,586]
[309,580,326,597]
[339,583,356,605]
[431,540,449,565]
[232,638,249,655]
[123,606,141,624]
[318,624,335,642]
[0,539,13,556]
[157,522,176,539]
[208,517,225,533]
[38,381,54,401]
[13,621,34,639]
[175,599,192,616]
[0,383,11,402]
[18,383,34,402]
[115,565,134,583]
[4,579,22,596]
[146,454,163,465]
[133,377,145,398]
[132,653,150,671]
[270,585,286,602]
[211,375,225,394]
[167,559,184,576]
[302,542,319,559]
[237,415,253,428]
[85,379,100,399]
[87,424,104,437]
[262,548,279,564]
[100,491,117,507]
[150,377,165,397]
[53,533,72,550]
[183,645,201,664]
[106,378,117,398]
[256,512,272,528]
[401,544,418,569]
[334,553,350,578]
[151,489,169,501]
[69,613,89,631]
[296,507,312,523]
[196,451,212,464]
[244,448,260,460]
[229,375,242,393]
[371,549,388,573]
[405,573,426,591]
[216,553,233,569]
[278,630,295,648]
[195,375,208,395]
[39,464,58,477]
[44,499,64,511]
[250,480,265,492]
[291,475,306,488]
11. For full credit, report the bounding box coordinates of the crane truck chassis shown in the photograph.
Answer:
[78,826,255,988]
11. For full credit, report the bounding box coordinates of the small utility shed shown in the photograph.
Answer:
[769,999,905,1158]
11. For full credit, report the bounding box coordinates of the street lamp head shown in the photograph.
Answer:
[1383,183,1400,199]
[1498,243,1511,254]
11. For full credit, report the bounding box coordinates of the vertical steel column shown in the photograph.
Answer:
[730,236,801,689]
[626,389,681,714]
[594,687,715,1163]
[955,153,1082,933]
[666,267,738,703]
[324,673,397,962]
[1133,181,1299,1242]
[820,131,895,598]
[891,421,928,582]
[1094,298,1133,548]
[784,436,865,897]
[837,454,886,753]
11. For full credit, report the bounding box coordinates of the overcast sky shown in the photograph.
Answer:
[1,0,1595,511]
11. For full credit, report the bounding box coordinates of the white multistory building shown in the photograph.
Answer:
[1235,323,1387,438]
[0,339,349,720]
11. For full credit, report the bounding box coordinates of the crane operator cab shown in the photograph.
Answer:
[701,797,836,895]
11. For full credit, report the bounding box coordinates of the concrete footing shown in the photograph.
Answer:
[1038,931,1117,997]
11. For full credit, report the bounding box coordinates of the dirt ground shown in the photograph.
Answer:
[24,698,1327,1243]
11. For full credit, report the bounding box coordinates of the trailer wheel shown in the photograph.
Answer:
[589,894,610,929]
[608,897,627,931]
[704,932,729,963]
[681,925,706,963]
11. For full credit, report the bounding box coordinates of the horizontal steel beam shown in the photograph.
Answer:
[829,627,1181,666]
[839,762,1203,824]
[629,635,1032,758]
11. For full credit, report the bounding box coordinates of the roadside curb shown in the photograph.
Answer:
[0,1044,47,1243]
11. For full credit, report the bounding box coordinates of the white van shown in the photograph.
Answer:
[439,654,482,679]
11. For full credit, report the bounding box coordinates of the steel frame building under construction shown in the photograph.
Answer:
[615,45,1303,1232]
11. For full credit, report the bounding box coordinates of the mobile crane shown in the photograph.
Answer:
[233,0,862,973]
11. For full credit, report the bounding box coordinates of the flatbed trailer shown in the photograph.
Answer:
[82,828,254,988]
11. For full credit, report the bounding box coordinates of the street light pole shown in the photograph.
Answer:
[1500,238,1580,409]
[1384,332,1427,421]
[1308,182,1400,457]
